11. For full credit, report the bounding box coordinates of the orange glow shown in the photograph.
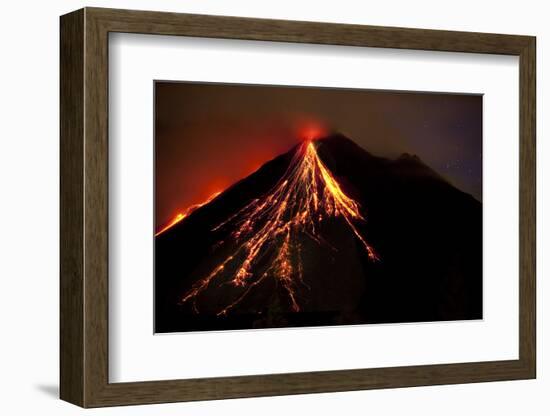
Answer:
[155,191,222,236]
[298,121,328,142]
[179,139,379,315]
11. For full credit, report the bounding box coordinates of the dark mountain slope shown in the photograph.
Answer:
[155,133,482,332]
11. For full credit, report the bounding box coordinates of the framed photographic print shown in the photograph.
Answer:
[153,82,483,333]
[60,7,536,407]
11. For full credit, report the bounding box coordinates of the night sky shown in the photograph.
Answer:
[155,81,482,229]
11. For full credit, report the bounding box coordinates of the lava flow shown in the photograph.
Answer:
[173,139,379,316]
[155,191,222,237]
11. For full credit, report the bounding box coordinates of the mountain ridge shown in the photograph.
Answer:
[155,132,482,333]
[157,133,461,236]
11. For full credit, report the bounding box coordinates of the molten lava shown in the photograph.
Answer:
[155,191,222,237]
[171,139,379,316]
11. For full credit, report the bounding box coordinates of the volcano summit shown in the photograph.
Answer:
[155,133,482,333]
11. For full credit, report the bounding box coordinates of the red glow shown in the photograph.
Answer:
[155,191,222,236]
[154,160,269,236]
[298,122,328,142]
[179,139,378,315]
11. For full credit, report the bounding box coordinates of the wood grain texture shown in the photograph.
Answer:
[59,7,537,408]
[83,10,110,406]
[89,7,532,54]
[59,8,84,407]
[518,38,536,375]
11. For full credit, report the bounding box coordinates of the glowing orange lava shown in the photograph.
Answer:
[176,139,379,316]
[155,191,222,237]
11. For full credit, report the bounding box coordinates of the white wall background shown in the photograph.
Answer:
[0,0,545,414]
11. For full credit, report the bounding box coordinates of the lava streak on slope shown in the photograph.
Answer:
[163,139,379,316]
[155,191,222,237]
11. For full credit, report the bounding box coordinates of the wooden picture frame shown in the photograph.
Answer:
[60,7,536,408]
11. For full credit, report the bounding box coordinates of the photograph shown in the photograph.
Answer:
[49,3,539,410]
[154,82,483,333]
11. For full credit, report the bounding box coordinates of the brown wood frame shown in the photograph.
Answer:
[60,7,536,408]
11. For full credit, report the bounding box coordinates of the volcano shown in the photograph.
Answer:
[155,133,482,333]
